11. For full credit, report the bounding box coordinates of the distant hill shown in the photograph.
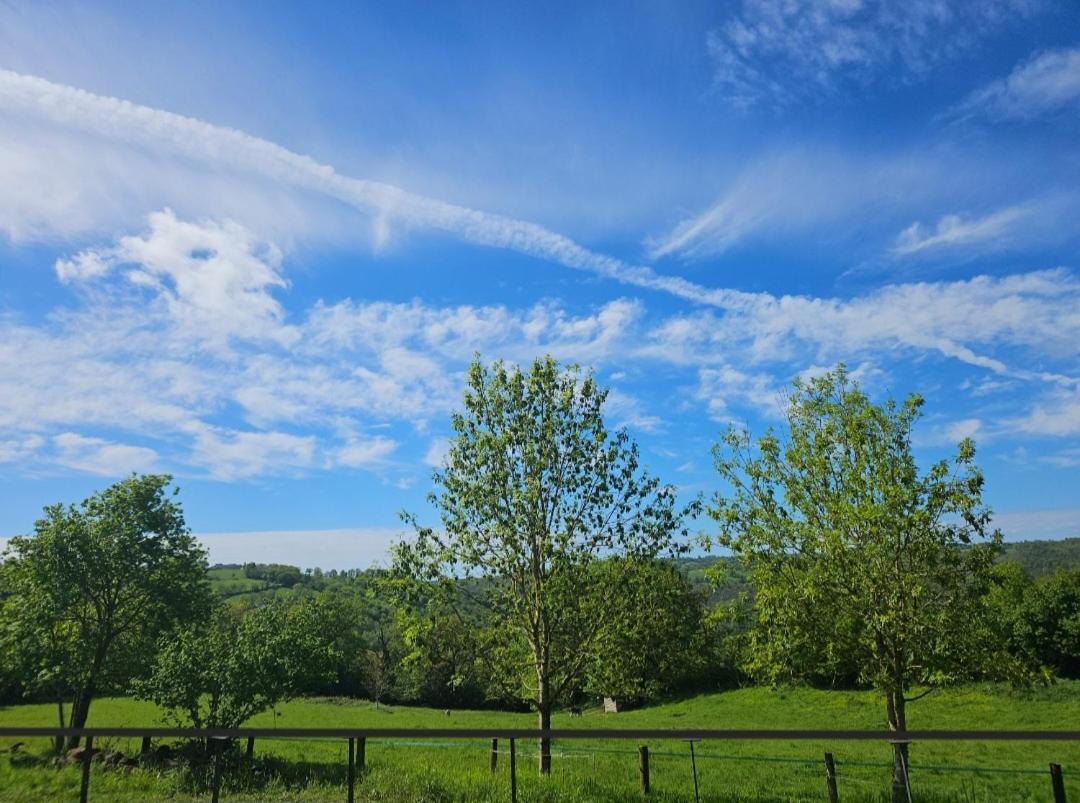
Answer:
[208,537,1080,604]
[1000,537,1080,576]
[676,537,1080,602]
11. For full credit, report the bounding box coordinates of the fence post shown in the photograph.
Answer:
[1050,763,1067,803]
[79,734,93,803]
[141,736,152,757]
[824,752,838,803]
[357,736,366,773]
[491,738,498,773]
[686,740,701,803]
[509,737,517,803]
[347,737,355,803]
[639,745,650,795]
[246,736,255,759]
[210,738,223,803]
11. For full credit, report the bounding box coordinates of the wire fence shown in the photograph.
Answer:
[0,727,1075,802]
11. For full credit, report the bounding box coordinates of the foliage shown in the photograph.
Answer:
[709,365,1006,787]
[135,598,335,729]
[583,557,710,702]
[243,563,305,588]
[989,562,1080,679]
[0,474,211,743]
[395,356,697,772]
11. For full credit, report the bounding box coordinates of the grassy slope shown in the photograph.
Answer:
[2,684,1078,802]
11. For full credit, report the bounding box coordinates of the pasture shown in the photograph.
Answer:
[2,682,1078,801]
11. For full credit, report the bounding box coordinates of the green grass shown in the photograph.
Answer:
[2,683,1078,801]
[206,567,273,601]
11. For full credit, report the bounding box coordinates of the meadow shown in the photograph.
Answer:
[2,682,1078,802]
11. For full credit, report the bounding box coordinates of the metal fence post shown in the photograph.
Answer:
[357,736,366,773]
[79,734,93,803]
[509,737,517,803]
[347,737,355,803]
[491,738,498,773]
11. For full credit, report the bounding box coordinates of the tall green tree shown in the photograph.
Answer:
[1,474,211,748]
[709,366,1002,800]
[395,356,695,774]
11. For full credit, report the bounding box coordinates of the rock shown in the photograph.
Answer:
[66,746,97,763]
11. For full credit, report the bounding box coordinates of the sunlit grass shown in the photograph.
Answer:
[2,682,1078,801]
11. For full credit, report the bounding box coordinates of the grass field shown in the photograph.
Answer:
[1,683,1078,801]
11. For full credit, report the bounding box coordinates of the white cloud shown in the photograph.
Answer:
[893,205,1031,255]
[0,435,44,464]
[52,432,158,476]
[3,210,1077,480]
[1040,447,1080,468]
[0,69,730,311]
[194,527,401,571]
[990,508,1080,540]
[695,365,783,421]
[336,437,398,468]
[423,437,450,468]
[192,429,316,481]
[708,0,1036,110]
[604,389,664,433]
[952,47,1080,121]
[57,209,295,351]
[1008,389,1080,437]
[647,149,950,260]
[944,418,983,442]
[645,269,1080,382]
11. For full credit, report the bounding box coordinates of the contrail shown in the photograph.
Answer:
[0,69,755,312]
[1,69,1074,386]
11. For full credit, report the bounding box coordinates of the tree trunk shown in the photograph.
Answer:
[55,700,65,754]
[537,671,552,775]
[887,691,910,803]
[66,690,92,750]
[537,703,552,776]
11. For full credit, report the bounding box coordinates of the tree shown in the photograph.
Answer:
[395,356,695,774]
[989,563,1080,679]
[1,474,211,748]
[709,366,1002,800]
[136,598,335,733]
[583,558,709,703]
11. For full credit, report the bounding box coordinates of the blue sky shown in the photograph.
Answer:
[1,0,1079,567]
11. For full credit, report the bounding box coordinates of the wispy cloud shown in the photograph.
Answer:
[647,149,948,260]
[3,201,1078,481]
[708,0,1035,110]
[0,70,746,313]
[892,205,1031,255]
[951,47,1080,122]
[52,432,158,476]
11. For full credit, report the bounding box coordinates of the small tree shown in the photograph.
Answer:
[709,366,1002,800]
[396,356,695,774]
[1,474,211,748]
[136,599,335,733]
